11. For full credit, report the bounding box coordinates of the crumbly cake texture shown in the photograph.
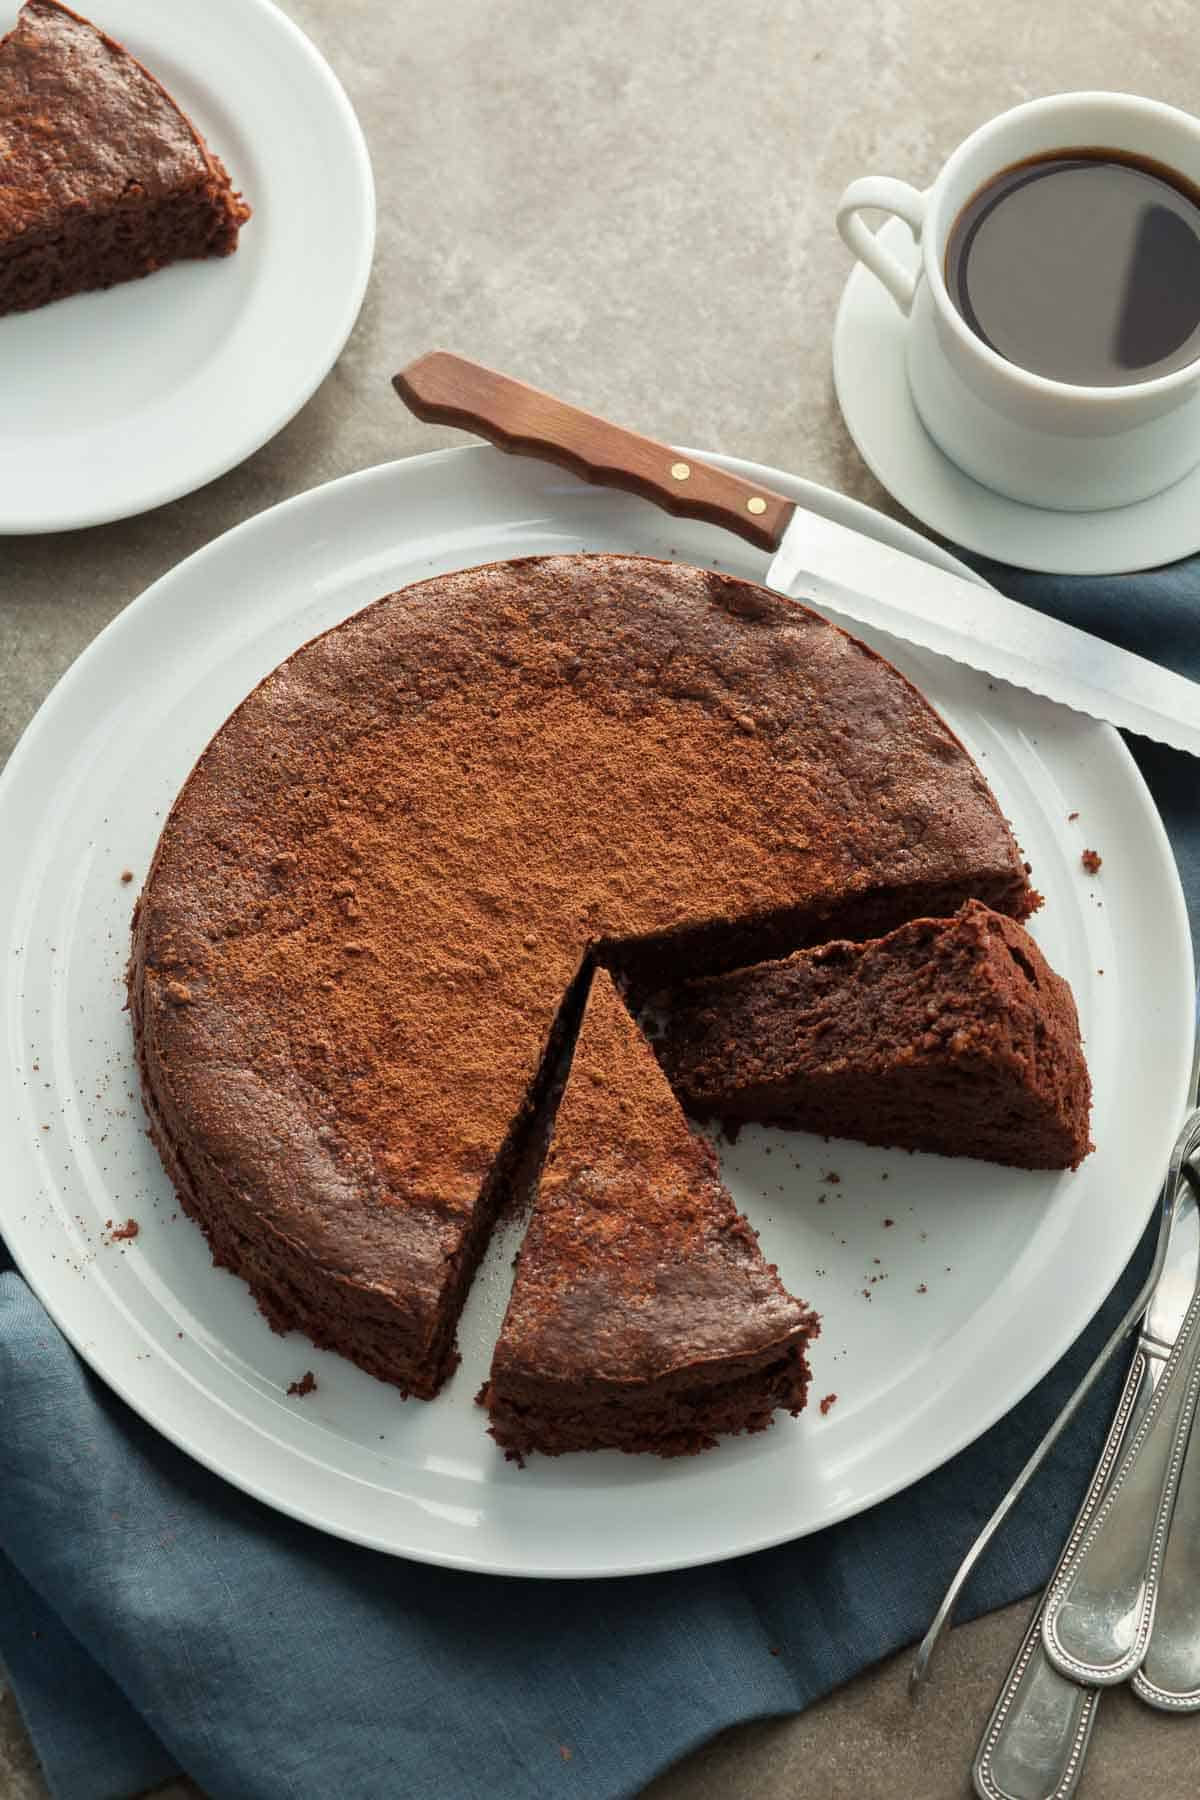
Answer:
[130,552,1036,1402]
[657,901,1092,1170]
[0,0,249,317]
[480,970,820,1460]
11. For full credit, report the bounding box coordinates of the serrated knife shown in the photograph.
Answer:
[393,352,1200,759]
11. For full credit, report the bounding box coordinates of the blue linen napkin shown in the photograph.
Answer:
[2,554,1197,1800]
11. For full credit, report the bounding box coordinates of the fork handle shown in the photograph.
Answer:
[975,1608,1100,1800]
[392,351,794,553]
[1042,1285,1200,1685]
[974,1346,1150,1800]
[1133,1234,1200,1710]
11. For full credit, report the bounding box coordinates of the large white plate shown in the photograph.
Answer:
[0,0,374,533]
[0,447,1192,1577]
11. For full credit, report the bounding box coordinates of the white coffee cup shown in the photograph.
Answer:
[837,93,1200,511]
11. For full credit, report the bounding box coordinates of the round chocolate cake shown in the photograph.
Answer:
[130,553,1035,1408]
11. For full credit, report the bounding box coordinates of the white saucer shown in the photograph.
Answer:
[833,216,1200,574]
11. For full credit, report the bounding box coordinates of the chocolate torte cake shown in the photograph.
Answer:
[657,902,1091,1170]
[481,970,819,1459]
[0,0,249,317]
[130,553,1035,1401]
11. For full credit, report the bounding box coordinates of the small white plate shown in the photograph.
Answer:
[0,446,1192,1577]
[833,217,1200,574]
[0,0,374,533]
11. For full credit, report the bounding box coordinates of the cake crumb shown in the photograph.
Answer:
[287,1371,317,1398]
[768,1646,781,1657]
[1081,848,1102,874]
[120,869,133,884]
[824,1170,840,1183]
[819,1393,838,1416]
[559,1745,573,1762]
[883,1218,894,1228]
[110,1218,138,1241]
[1067,811,1079,822]
[917,1282,928,1294]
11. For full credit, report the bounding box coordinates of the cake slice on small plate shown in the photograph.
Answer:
[0,0,250,317]
[480,968,820,1461]
[657,901,1092,1171]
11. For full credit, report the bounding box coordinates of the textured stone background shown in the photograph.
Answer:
[3,1,1200,1794]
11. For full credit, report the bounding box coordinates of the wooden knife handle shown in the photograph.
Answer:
[392,351,793,554]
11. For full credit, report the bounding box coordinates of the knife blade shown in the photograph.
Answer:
[392,352,1200,759]
[765,511,1200,758]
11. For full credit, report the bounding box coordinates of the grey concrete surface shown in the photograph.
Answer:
[2,0,1199,1795]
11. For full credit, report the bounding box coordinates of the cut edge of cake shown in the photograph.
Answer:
[129,918,595,1401]
[655,901,1092,1171]
[479,968,821,1461]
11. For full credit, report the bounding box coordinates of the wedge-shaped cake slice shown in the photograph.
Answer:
[658,902,1092,1170]
[481,970,820,1460]
[0,0,250,317]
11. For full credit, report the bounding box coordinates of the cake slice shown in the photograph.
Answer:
[0,0,250,317]
[656,902,1092,1170]
[480,969,820,1460]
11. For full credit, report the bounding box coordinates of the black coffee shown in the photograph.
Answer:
[945,148,1200,386]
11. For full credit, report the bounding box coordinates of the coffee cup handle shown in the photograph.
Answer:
[836,178,928,314]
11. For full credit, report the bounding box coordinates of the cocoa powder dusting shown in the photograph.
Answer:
[132,555,1032,1393]
[144,558,1028,1213]
[496,971,817,1379]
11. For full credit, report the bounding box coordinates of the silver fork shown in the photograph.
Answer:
[971,1361,1140,1800]
[973,1130,1200,1799]
[912,1106,1200,1707]
[1131,1163,1200,1714]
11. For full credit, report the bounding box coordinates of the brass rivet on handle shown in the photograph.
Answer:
[670,462,691,481]
[747,496,767,516]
